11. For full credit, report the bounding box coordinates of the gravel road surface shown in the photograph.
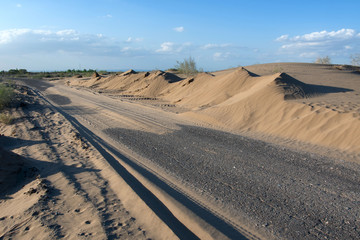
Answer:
[104,125,360,239]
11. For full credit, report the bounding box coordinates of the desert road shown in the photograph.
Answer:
[18,78,360,239]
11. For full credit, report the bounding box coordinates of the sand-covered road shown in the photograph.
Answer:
[18,77,360,239]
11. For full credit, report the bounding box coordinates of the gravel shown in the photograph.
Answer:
[104,125,360,239]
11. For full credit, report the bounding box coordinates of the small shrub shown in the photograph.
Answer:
[272,66,284,73]
[0,113,13,125]
[0,83,15,110]
[315,56,331,64]
[351,54,360,66]
[175,57,199,76]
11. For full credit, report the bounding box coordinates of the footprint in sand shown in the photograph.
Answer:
[79,232,92,236]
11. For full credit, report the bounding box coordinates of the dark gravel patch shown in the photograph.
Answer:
[45,94,72,105]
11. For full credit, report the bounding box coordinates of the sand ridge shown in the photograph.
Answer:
[69,63,360,155]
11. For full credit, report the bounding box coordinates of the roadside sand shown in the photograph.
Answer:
[69,63,360,160]
[0,85,176,239]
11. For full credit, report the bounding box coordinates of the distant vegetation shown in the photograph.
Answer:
[351,54,360,66]
[174,57,202,76]
[272,66,284,73]
[315,56,331,64]
[0,68,110,79]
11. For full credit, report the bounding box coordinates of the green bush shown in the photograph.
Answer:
[0,83,15,110]
[175,57,199,76]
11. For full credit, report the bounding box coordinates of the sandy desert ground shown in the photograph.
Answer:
[0,85,157,239]
[1,63,360,239]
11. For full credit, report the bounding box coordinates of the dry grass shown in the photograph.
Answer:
[315,56,331,64]
[0,113,13,125]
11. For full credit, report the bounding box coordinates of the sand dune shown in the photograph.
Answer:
[70,63,360,154]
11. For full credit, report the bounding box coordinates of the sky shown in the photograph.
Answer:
[1,0,360,71]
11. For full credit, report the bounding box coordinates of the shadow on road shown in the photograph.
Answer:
[35,90,251,240]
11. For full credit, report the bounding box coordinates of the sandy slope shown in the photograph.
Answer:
[70,63,360,157]
[0,85,176,239]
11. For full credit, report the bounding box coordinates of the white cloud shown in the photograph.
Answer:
[120,46,149,57]
[213,52,222,58]
[299,52,317,58]
[280,41,323,49]
[0,28,122,56]
[213,52,232,61]
[16,3,22,8]
[56,29,77,36]
[277,29,356,43]
[296,29,354,41]
[121,46,131,52]
[173,26,184,32]
[276,35,289,42]
[125,37,143,43]
[156,42,192,53]
[202,43,232,49]
[156,42,174,52]
[0,28,30,44]
[276,28,360,61]
[0,29,80,45]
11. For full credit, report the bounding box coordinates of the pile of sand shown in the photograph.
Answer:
[71,70,181,97]
[69,65,360,153]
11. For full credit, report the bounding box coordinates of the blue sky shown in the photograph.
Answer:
[1,0,360,71]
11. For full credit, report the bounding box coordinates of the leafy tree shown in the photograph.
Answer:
[8,69,19,74]
[18,69,28,74]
